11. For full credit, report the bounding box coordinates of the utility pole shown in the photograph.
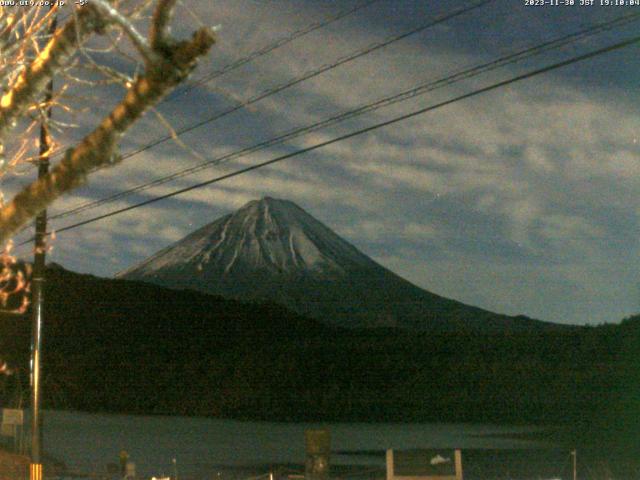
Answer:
[30,8,56,480]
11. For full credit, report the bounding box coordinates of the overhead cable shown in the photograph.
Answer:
[20,32,639,244]
[48,10,640,221]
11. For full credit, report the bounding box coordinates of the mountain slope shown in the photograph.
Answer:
[118,197,560,331]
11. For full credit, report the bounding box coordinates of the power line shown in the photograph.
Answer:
[25,0,496,227]
[47,10,640,222]
[10,0,497,245]
[167,0,384,101]
[39,0,494,221]
[65,0,496,169]
[43,0,383,164]
[23,32,640,244]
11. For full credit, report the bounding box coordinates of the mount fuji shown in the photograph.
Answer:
[118,197,557,331]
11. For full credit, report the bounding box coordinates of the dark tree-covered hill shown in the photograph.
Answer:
[0,265,635,439]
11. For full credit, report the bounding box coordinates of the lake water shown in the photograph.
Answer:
[38,410,556,479]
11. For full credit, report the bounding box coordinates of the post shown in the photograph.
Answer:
[304,429,330,480]
[119,450,129,477]
[386,449,394,480]
[571,449,577,480]
[454,449,463,480]
[30,8,56,476]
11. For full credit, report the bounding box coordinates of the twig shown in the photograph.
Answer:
[150,0,178,50]
[0,6,105,142]
[90,0,158,64]
[0,3,216,242]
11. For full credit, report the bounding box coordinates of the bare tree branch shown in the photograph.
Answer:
[90,0,158,64]
[0,8,216,243]
[150,0,178,51]
[0,6,104,143]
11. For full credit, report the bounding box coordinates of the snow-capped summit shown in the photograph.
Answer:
[119,197,556,331]
[119,197,374,278]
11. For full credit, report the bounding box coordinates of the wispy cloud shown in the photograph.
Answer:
[8,0,639,325]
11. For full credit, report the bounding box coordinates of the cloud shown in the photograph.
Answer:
[6,0,640,325]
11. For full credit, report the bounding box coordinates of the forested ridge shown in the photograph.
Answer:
[0,266,637,442]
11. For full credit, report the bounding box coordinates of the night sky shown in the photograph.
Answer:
[6,0,640,326]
